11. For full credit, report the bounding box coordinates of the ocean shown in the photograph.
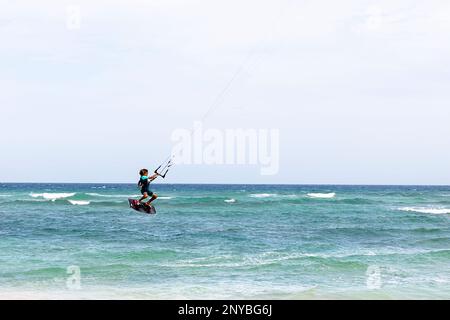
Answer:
[0,183,449,299]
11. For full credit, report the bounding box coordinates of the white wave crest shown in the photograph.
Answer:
[249,193,277,198]
[307,192,336,199]
[158,197,173,200]
[224,199,236,203]
[398,207,450,215]
[68,200,90,206]
[30,193,76,200]
[86,193,139,198]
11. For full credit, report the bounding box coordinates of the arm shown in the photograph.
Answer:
[149,173,158,181]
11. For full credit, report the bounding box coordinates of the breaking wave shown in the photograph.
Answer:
[68,200,90,206]
[307,192,336,199]
[30,193,76,200]
[398,207,450,215]
[86,193,140,198]
[249,193,277,198]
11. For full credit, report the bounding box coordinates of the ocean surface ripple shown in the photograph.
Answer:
[0,184,449,299]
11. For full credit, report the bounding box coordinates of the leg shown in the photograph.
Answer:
[139,192,148,203]
[147,193,158,204]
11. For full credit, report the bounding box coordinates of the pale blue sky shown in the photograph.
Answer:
[1,0,450,184]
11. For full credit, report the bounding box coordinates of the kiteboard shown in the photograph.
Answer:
[128,198,156,214]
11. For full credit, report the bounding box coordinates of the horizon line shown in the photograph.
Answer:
[1,182,450,187]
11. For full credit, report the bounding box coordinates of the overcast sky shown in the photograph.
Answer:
[1,0,449,184]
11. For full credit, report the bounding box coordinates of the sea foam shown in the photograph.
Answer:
[307,192,336,199]
[249,193,277,198]
[398,207,450,215]
[30,193,76,200]
[224,199,236,203]
[86,193,139,198]
[68,200,90,206]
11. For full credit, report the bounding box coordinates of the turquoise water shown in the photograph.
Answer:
[0,183,449,299]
